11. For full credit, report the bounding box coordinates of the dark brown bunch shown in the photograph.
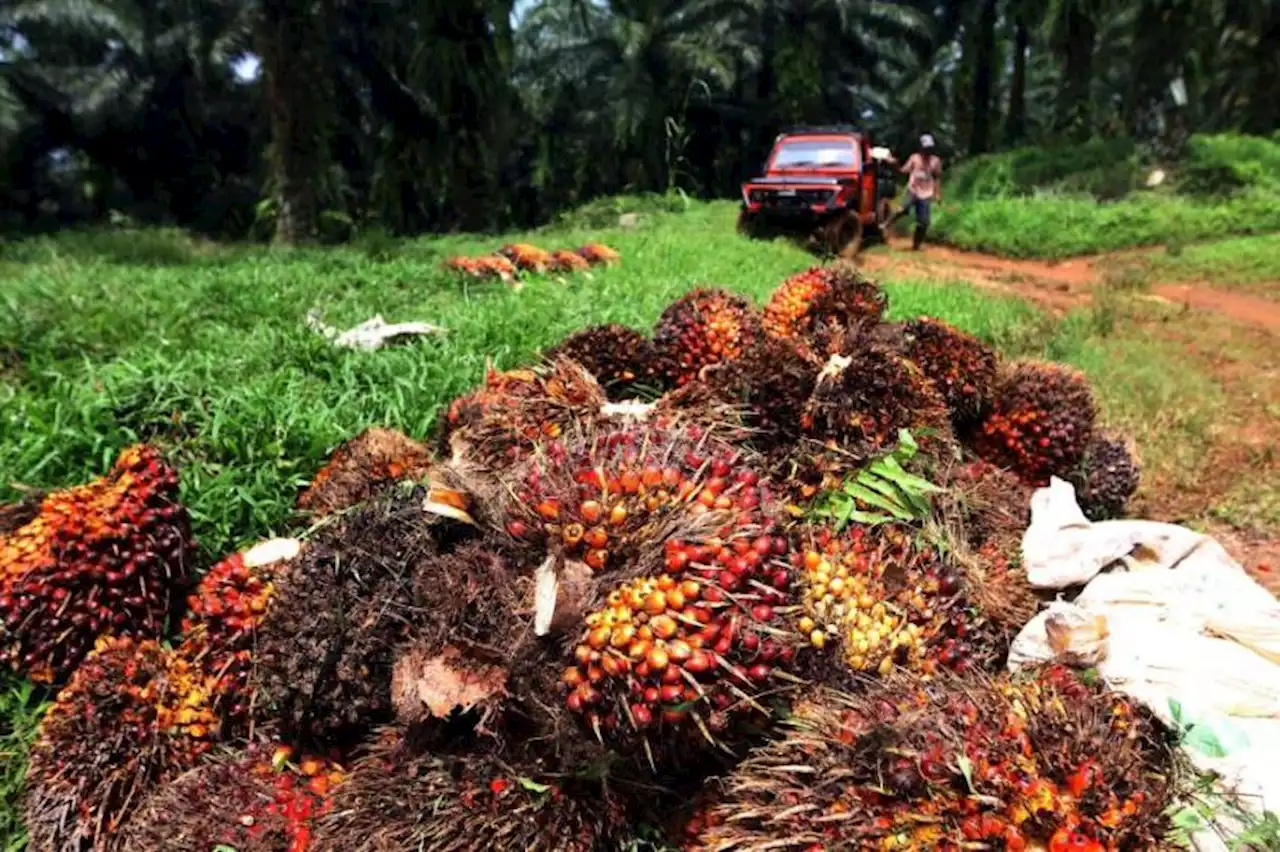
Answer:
[975,361,1097,485]
[0,444,194,683]
[296,427,434,518]
[312,730,633,852]
[24,637,217,852]
[544,324,662,400]
[1069,431,1141,521]
[899,317,999,428]
[653,288,765,388]
[118,742,346,852]
[682,667,1182,852]
[251,489,474,743]
[439,359,607,469]
[761,263,886,359]
[704,337,819,454]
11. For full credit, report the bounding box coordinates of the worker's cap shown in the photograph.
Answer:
[920,134,936,149]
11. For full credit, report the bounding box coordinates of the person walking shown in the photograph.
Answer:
[891,134,943,250]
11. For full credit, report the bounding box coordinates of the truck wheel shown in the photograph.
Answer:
[737,209,764,239]
[831,210,864,259]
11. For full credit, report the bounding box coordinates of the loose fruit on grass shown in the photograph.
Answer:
[444,255,517,281]
[24,636,218,852]
[118,742,345,852]
[899,317,999,428]
[295,427,434,517]
[575,243,622,266]
[653,288,765,388]
[439,358,607,470]
[974,361,1097,485]
[682,667,1182,852]
[761,263,886,358]
[549,250,592,274]
[498,243,555,273]
[1068,430,1141,521]
[311,731,632,852]
[544,324,662,400]
[0,444,194,683]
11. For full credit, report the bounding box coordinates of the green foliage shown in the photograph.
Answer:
[1179,134,1280,196]
[0,679,46,851]
[813,430,942,528]
[947,137,1142,201]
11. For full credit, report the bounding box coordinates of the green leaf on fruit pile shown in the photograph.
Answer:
[813,430,941,529]
[518,777,550,794]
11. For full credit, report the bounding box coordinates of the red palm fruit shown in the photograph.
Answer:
[1067,430,1141,521]
[296,427,434,517]
[544,325,662,400]
[575,243,622,266]
[498,243,555,273]
[899,317,999,427]
[973,361,1097,485]
[653,288,765,387]
[24,636,218,852]
[762,263,886,358]
[0,444,194,683]
[549,250,592,274]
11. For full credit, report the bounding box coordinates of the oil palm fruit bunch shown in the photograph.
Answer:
[312,730,633,852]
[498,242,554,273]
[501,424,800,761]
[899,317,999,428]
[792,525,993,678]
[179,539,299,736]
[24,636,218,852]
[119,742,346,852]
[0,444,194,683]
[653,288,765,387]
[550,249,592,273]
[444,255,516,281]
[296,427,434,517]
[544,324,662,400]
[975,362,1097,485]
[440,359,606,469]
[1068,431,1141,521]
[704,337,819,454]
[682,667,1180,852]
[936,457,1034,553]
[762,263,886,359]
[576,242,622,266]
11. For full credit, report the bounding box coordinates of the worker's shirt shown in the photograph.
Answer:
[904,153,942,200]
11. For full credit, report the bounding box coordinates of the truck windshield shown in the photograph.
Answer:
[772,139,858,169]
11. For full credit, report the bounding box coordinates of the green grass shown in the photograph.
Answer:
[0,198,1269,848]
[1103,233,1280,299]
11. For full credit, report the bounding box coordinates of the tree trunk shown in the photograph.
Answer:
[968,0,999,155]
[1004,10,1029,145]
[1056,2,1096,139]
[258,0,333,245]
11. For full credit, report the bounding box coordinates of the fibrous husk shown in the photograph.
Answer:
[544,324,664,400]
[118,741,345,852]
[899,317,999,428]
[24,636,217,852]
[0,444,194,683]
[653,288,765,388]
[251,487,475,743]
[1068,430,1141,521]
[311,729,633,852]
[683,667,1183,852]
[974,361,1097,485]
[439,358,607,470]
[296,428,434,517]
[761,263,886,359]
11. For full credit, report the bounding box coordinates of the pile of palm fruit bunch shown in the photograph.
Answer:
[444,241,620,280]
[6,261,1171,852]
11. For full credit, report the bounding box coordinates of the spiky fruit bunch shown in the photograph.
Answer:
[576,242,621,266]
[683,667,1180,852]
[936,458,1034,553]
[653,288,765,387]
[502,424,799,758]
[440,359,606,469]
[25,637,217,852]
[179,539,299,735]
[444,255,516,281]
[312,731,632,852]
[119,743,345,852]
[800,342,950,463]
[252,489,473,742]
[550,249,592,274]
[762,263,887,358]
[296,428,434,517]
[697,337,818,454]
[0,444,194,683]
[544,324,661,400]
[975,362,1097,484]
[1069,431,1141,521]
[499,242,554,272]
[900,317,999,427]
[792,525,993,677]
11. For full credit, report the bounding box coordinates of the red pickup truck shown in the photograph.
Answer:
[738,126,898,257]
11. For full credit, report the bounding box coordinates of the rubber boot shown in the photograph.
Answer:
[912,224,926,250]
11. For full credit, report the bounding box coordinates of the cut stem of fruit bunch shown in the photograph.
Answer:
[0,444,194,683]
